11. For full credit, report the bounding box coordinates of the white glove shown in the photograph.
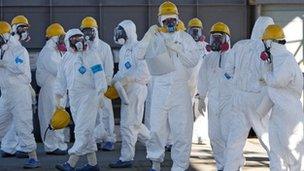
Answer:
[112,73,122,85]
[165,41,183,53]
[0,60,7,68]
[114,81,130,105]
[30,85,36,105]
[198,99,206,116]
[55,94,63,108]
[142,25,158,42]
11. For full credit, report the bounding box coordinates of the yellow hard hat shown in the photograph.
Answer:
[177,20,186,31]
[210,22,230,36]
[104,86,119,100]
[11,15,29,26]
[0,21,12,35]
[81,16,98,29]
[262,24,285,41]
[158,1,179,16]
[50,107,71,130]
[188,18,203,28]
[45,23,65,38]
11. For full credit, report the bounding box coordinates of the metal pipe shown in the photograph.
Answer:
[196,0,199,16]
[49,0,53,23]
[0,0,3,20]
[99,0,103,37]
[255,4,261,20]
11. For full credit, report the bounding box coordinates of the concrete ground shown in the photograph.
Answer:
[0,138,269,171]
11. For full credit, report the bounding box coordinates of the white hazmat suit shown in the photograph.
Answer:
[55,29,107,156]
[36,38,67,153]
[222,17,274,170]
[0,35,36,154]
[137,24,200,170]
[197,47,231,170]
[191,40,209,144]
[89,28,116,145]
[112,20,150,162]
[258,42,304,170]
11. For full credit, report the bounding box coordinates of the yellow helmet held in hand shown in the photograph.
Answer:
[188,18,203,28]
[210,22,230,36]
[81,16,98,29]
[262,24,285,41]
[104,86,119,100]
[45,23,65,38]
[158,1,178,16]
[0,21,12,35]
[11,15,29,26]
[50,107,71,130]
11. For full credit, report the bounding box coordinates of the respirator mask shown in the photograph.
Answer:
[114,25,127,45]
[188,27,204,42]
[56,35,67,52]
[81,27,96,42]
[14,24,31,42]
[69,34,87,52]
[206,33,229,52]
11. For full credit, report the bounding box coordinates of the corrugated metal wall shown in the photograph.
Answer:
[0,0,249,51]
[0,0,249,141]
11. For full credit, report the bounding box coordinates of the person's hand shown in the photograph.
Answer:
[165,41,183,53]
[146,25,159,37]
[139,25,159,49]
[114,81,130,105]
[111,73,122,85]
[55,94,63,108]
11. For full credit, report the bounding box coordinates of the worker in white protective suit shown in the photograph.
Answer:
[257,24,304,171]
[187,17,209,144]
[187,18,208,96]
[79,16,116,151]
[220,16,274,170]
[134,2,200,170]
[197,22,232,171]
[108,19,151,169]
[36,23,68,155]
[0,15,35,159]
[55,29,107,171]
[0,21,40,169]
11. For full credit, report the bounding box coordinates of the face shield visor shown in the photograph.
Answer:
[69,34,87,52]
[81,27,96,42]
[162,18,177,33]
[16,24,30,42]
[188,27,203,42]
[207,33,229,52]
[113,25,127,45]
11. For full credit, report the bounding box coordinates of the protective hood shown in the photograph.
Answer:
[250,16,274,40]
[118,20,137,44]
[64,28,84,52]
[45,37,58,49]
[88,27,100,48]
[158,14,179,27]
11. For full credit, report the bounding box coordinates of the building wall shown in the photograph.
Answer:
[260,4,304,71]
[0,0,249,51]
[1,0,250,141]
